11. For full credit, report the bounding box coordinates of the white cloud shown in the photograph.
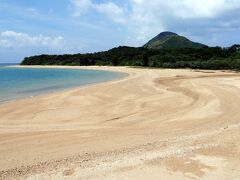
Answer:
[130,0,240,19]
[71,0,92,17]
[0,30,64,49]
[70,0,126,23]
[94,2,126,23]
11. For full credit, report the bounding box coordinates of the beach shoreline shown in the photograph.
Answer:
[0,66,240,179]
[0,66,130,105]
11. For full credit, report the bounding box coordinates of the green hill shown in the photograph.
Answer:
[143,31,206,49]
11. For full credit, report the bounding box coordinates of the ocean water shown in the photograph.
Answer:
[0,64,124,102]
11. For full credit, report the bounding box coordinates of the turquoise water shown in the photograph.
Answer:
[0,64,124,102]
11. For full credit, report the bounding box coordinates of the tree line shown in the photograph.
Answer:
[21,45,240,70]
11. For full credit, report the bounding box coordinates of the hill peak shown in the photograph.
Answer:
[153,31,178,40]
[144,31,205,49]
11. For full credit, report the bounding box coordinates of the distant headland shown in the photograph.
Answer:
[21,32,240,70]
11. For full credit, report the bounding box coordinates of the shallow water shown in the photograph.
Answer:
[0,64,123,102]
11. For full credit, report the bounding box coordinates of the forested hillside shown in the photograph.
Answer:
[21,45,240,70]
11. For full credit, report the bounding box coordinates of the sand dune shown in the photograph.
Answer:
[0,66,240,179]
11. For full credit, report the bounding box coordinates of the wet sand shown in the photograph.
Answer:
[0,66,240,179]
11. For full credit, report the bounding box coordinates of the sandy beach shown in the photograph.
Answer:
[0,66,240,180]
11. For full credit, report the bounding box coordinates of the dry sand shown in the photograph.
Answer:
[0,66,240,180]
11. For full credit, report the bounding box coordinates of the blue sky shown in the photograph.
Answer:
[0,0,240,62]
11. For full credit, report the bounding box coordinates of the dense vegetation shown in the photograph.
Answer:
[21,45,240,70]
